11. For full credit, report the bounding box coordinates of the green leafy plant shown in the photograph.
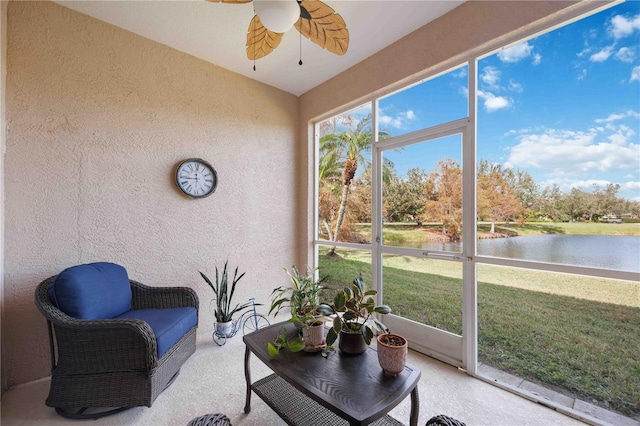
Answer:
[267,326,306,357]
[321,274,391,346]
[200,260,253,323]
[269,266,328,325]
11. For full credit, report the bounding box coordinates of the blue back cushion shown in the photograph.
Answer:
[49,262,132,320]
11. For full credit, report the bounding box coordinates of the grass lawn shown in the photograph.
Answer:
[318,251,640,418]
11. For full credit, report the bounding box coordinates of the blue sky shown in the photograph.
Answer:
[372,1,640,202]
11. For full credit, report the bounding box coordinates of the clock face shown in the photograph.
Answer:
[176,159,217,198]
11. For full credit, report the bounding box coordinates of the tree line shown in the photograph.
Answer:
[318,114,640,243]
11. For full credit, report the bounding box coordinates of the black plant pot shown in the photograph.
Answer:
[338,330,368,355]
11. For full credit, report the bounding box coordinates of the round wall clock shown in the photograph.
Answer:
[175,158,218,198]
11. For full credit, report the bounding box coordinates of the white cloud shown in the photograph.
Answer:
[532,53,542,66]
[577,68,588,81]
[477,91,512,112]
[508,80,523,93]
[458,85,469,99]
[577,46,592,58]
[590,45,614,62]
[480,66,501,90]
[622,181,640,191]
[608,14,640,40]
[505,119,639,178]
[498,42,535,63]
[615,46,636,63]
[595,110,640,124]
[480,69,523,96]
[453,68,468,79]
[378,109,417,129]
[631,65,640,82]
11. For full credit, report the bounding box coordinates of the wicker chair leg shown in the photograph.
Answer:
[55,406,131,420]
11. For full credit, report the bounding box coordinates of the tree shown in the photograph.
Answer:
[384,167,428,224]
[421,158,463,239]
[591,183,622,220]
[501,166,539,216]
[534,184,567,221]
[561,188,591,221]
[478,168,523,232]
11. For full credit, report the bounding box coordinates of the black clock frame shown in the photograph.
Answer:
[175,158,218,199]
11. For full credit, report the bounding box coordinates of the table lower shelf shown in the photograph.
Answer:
[251,373,405,426]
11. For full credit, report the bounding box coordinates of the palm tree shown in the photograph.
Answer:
[319,113,390,255]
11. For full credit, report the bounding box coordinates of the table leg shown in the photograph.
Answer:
[243,346,252,413]
[410,386,419,426]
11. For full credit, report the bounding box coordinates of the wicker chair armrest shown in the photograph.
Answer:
[130,280,199,312]
[50,316,158,374]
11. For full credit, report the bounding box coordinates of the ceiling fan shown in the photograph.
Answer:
[206,0,349,62]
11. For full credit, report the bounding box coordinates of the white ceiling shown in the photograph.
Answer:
[55,1,465,96]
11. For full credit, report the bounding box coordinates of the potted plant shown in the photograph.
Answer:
[268,266,331,353]
[269,266,327,323]
[376,333,408,376]
[200,260,254,339]
[321,274,391,354]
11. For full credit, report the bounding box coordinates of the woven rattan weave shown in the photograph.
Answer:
[425,414,467,426]
[34,275,199,418]
[252,373,405,426]
[187,412,232,426]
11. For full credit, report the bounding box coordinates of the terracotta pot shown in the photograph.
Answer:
[376,333,408,376]
[302,321,325,347]
[338,330,368,354]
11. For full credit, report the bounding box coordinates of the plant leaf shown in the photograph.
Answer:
[267,342,279,357]
[332,316,342,333]
[317,304,333,315]
[326,327,338,345]
[288,336,305,352]
[374,305,392,315]
[362,325,374,345]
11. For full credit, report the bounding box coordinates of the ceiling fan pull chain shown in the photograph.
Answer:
[253,8,257,71]
[299,29,303,66]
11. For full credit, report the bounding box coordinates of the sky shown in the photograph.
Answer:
[368,1,640,202]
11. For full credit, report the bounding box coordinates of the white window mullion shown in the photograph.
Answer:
[462,59,478,374]
[371,100,383,300]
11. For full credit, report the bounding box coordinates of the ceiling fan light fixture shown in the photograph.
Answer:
[253,0,300,33]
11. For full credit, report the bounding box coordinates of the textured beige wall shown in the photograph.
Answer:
[4,1,299,387]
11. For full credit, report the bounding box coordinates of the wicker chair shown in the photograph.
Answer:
[34,262,199,419]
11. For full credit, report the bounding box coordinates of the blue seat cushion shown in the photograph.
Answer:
[49,262,132,320]
[117,307,198,357]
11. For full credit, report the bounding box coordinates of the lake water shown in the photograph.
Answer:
[420,234,640,273]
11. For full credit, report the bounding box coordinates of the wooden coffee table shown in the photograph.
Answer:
[243,321,421,426]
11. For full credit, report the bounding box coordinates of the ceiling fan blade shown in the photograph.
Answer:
[246,15,284,60]
[295,0,349,56]
[205,0,252,3]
